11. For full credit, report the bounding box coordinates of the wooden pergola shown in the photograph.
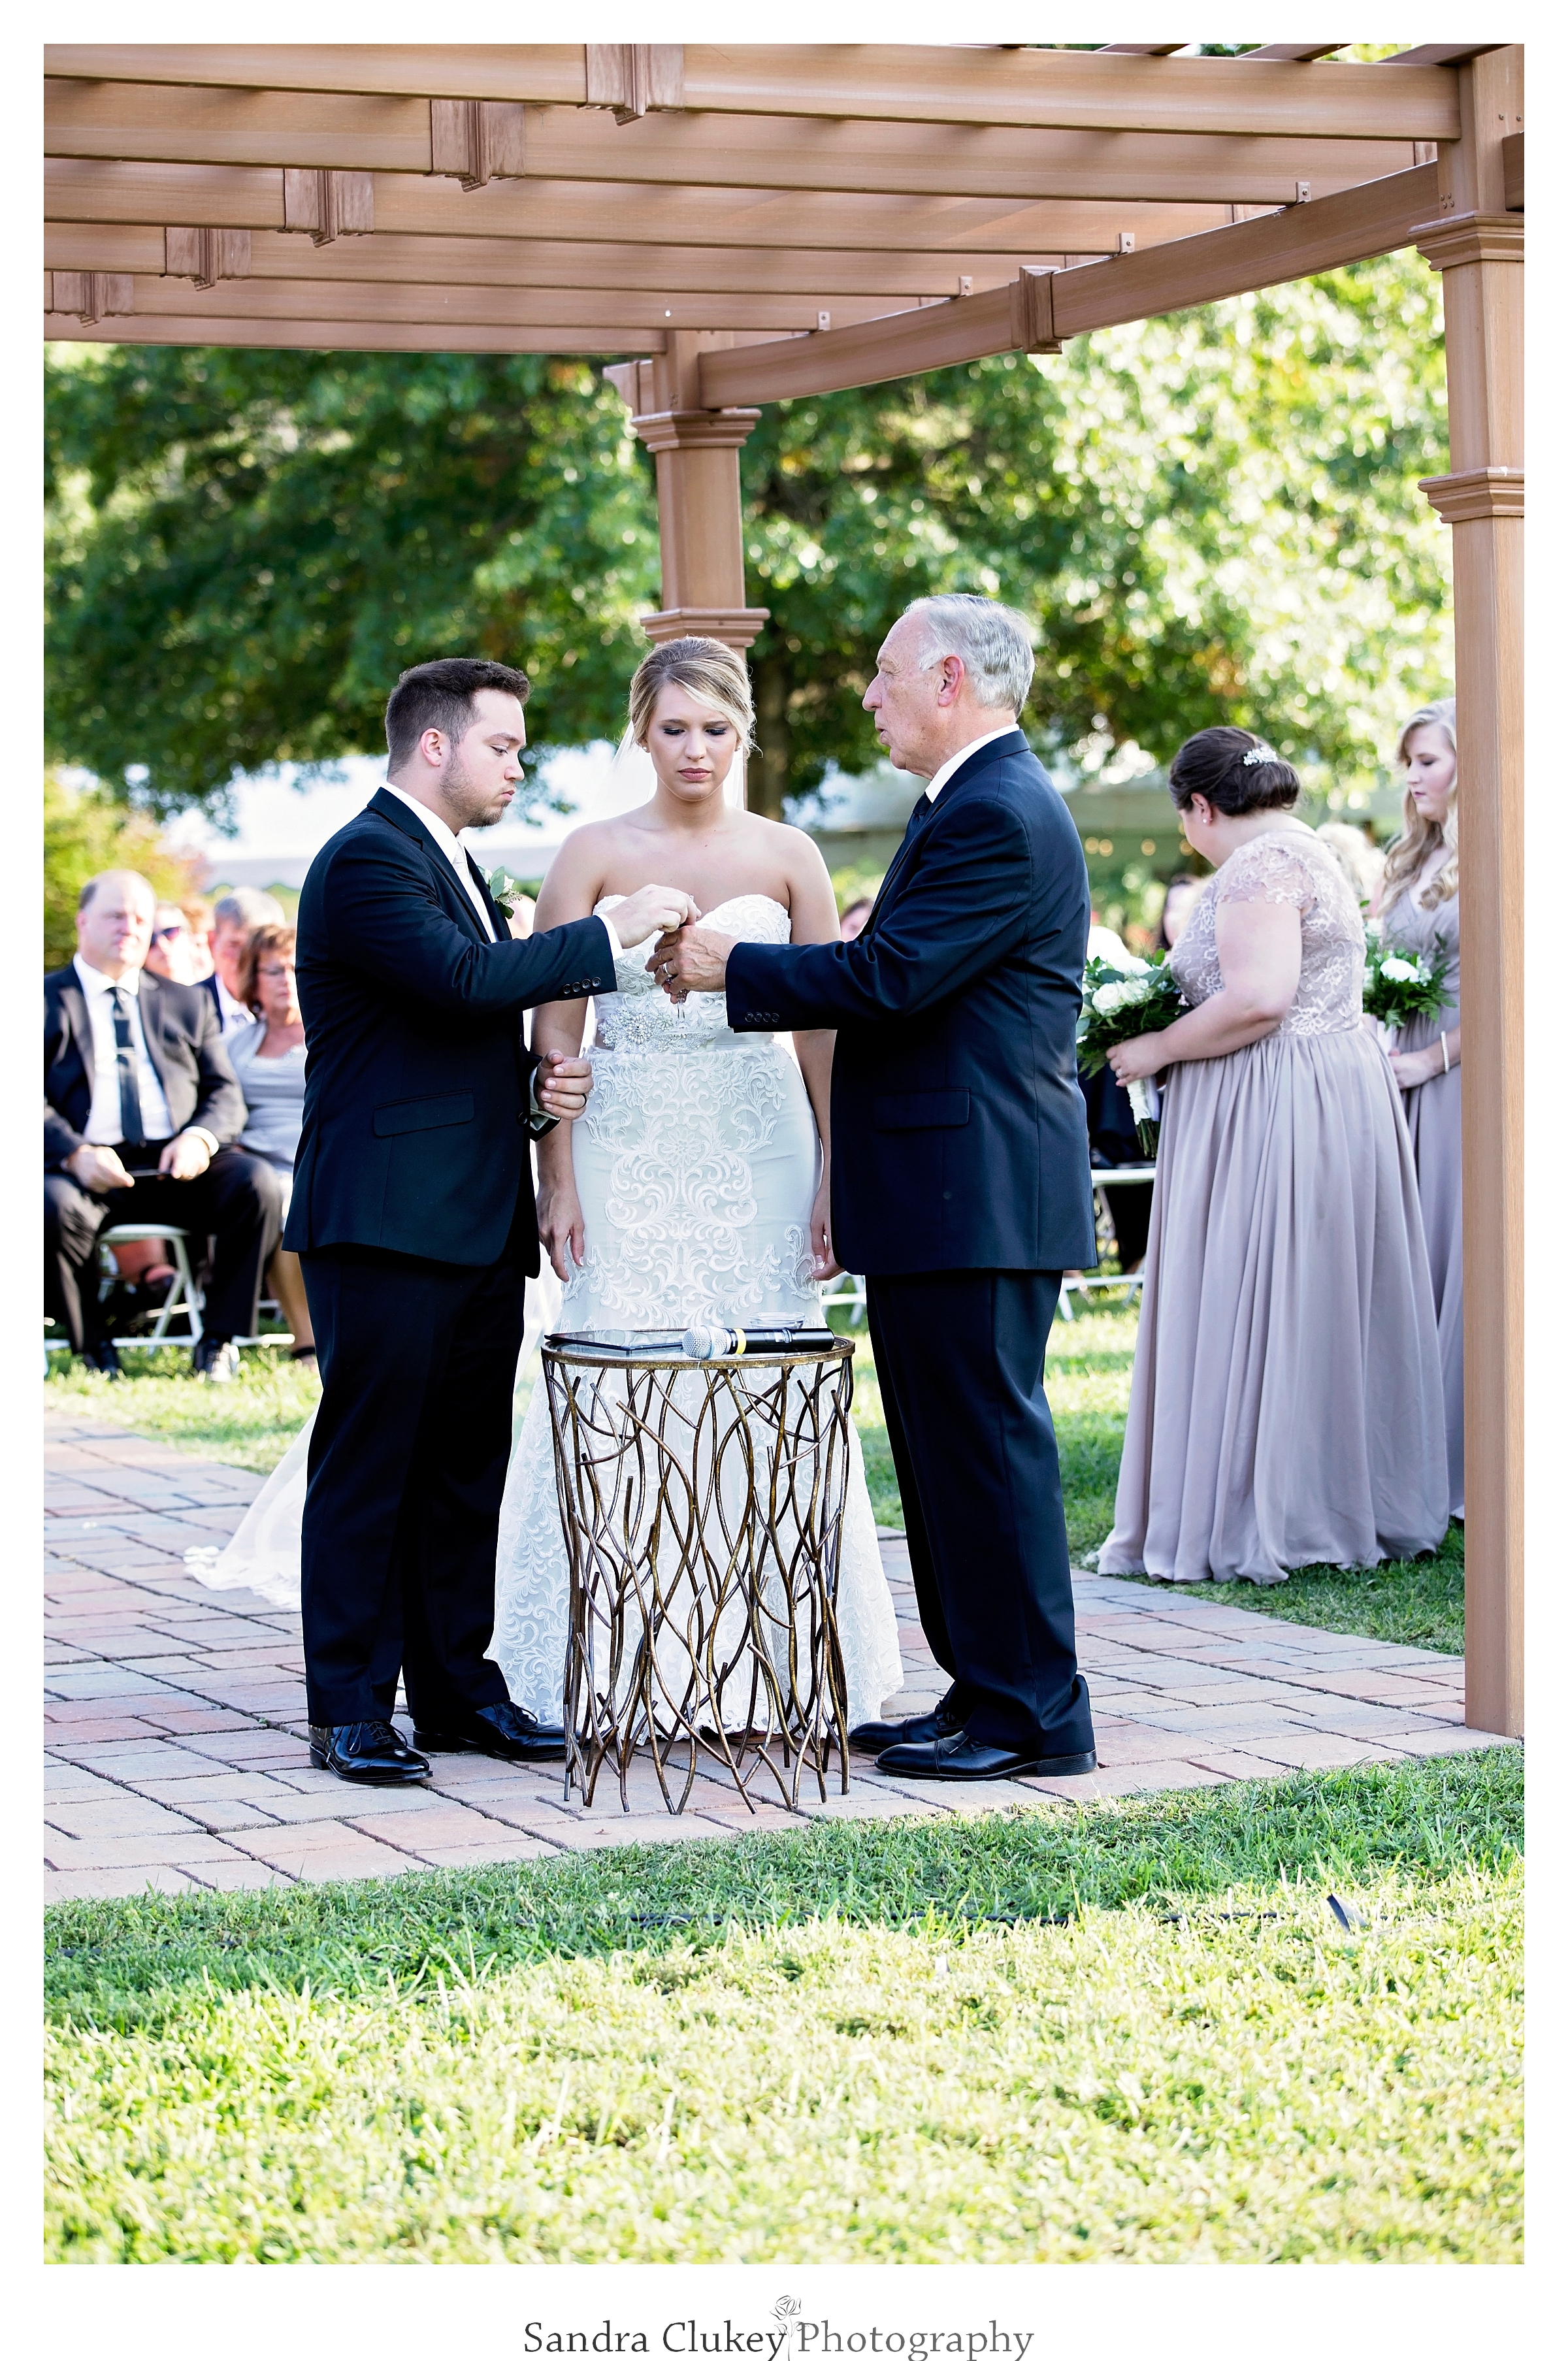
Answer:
[44,42,1524,1737]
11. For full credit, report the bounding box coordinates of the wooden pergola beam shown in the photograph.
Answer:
[698,161,1439,406]
[45,270,813,341]
[44,157,1238,257]
[45,312,664,355]
[44,80,1426,208]
[44,222,1049,304]
[42,44,1464,140]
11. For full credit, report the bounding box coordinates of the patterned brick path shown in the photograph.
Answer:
[44,1404,1509,1900]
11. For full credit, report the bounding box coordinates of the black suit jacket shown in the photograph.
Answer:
[283,787,617,1268]
[726,731,1097,1276]
[45,964,246,1169]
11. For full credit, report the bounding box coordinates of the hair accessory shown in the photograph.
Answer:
[1242,742,1277,768]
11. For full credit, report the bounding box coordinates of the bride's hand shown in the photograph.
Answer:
[536,1176,586,1282]
[809,1175,843,1280]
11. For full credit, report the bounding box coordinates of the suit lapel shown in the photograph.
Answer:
[136,973,178,1101]
[864,732,1029,937]
[465,851,507,940]
[51,975,93,1100]
[370,787,490,944]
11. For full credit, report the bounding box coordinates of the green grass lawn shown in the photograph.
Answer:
[44,1751,1522,2263]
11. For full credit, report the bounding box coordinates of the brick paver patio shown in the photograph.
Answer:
[44,1403,1510,1900]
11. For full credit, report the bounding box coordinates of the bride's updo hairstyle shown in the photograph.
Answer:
[627,636,755,753]
[1168,726,1300,817]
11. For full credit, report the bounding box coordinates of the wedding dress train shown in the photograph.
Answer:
[191,892,904,1729]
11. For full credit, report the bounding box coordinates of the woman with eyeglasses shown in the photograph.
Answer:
[227,923,314,1360]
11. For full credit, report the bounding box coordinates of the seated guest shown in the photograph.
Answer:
[1158,871,1201,950]
[45,869,283,1382]
[228,924,314,1360]
[182,896,216,982]
[145,902,204,986]
[839,895,874,941]
[205,887,286,1038]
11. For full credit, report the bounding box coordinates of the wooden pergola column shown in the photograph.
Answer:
[627,331,769,656]
[1416,46,1524,1737]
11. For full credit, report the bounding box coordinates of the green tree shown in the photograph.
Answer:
[46,254,1452,826]
[743,254,1452,815]
[43,770,205,969]
[46,348,661,824]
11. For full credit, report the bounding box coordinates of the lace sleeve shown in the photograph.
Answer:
[1213,838,1318,913]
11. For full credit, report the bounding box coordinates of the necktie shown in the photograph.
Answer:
[864,793,932,935]
[112,986,147,1147]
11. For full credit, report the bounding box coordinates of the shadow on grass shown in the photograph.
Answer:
[46,1750,1520,2035]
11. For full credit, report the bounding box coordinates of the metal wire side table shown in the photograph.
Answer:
[541,1334,857,1816]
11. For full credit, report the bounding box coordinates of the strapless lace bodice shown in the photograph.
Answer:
[592,893,791,1051]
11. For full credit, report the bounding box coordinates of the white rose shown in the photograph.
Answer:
[1092,982,1127,1014]
[1380,956,1419,983]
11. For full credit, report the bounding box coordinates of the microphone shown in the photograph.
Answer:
[681,1322,837,1360]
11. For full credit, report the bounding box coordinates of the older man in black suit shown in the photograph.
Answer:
[657,595,1099,1785]
[45,869,284,1380]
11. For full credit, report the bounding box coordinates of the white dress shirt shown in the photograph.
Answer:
[72,954,180,1146]
[923,722,1020,804]
[213,974,258,1039]
[382,781,497,941]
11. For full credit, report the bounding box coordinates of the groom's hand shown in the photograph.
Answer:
[651,924,738,1000]
[534,1051,594,1122]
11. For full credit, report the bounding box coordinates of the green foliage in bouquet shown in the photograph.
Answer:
[1362,929,1452,1029]
[1076,955,1187,1077]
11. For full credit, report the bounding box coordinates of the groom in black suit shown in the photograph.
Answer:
[657,596,1098,1781]
[287,657,696,1785]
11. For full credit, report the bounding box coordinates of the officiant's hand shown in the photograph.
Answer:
[605,885,701,948]
[534,1050,594,1122]
[651,924,738,1000]
[1106,1032,1167,1086]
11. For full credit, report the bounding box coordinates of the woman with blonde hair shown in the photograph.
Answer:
[497,636,903,1727]
[1373,696,1463,1519]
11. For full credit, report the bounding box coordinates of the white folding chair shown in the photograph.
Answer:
[97,1222,205,1346]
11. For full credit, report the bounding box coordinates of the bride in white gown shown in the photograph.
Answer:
[192,637,904,1731]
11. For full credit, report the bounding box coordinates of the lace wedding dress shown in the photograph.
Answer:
[492,895,902,1728]
[191,892,904,1728]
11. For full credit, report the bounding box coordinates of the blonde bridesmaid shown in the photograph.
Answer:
[1374,698,1463,1520]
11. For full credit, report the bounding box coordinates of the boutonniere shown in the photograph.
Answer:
[483,867,527,922]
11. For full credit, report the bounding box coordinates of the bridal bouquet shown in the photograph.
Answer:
[1362,925,1452,1034]
[1077,954,1187,1156]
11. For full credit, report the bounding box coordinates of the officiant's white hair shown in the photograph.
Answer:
[905,594,1035,713]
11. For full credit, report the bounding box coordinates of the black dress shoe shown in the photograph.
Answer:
[412,1699,566,1764]
[309,1719,431,1785]
[874,1731,1098,1782]
[849,1685,967,1755]
[80,1341,123,1380]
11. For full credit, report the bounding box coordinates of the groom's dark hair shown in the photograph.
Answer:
[385,657,531,769]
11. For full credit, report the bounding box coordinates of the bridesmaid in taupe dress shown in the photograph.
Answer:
[1099,727,1448,1586]
[1375,698,1463,1519]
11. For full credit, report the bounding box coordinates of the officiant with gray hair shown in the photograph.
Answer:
[655,592,1100,1782]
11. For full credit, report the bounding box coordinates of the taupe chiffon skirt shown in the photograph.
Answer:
[1397,1030,1464,1520]
[1100,1026,1450,1585]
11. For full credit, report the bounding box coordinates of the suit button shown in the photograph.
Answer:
[517,1111,527,1125]
[943,1190,952,1201]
